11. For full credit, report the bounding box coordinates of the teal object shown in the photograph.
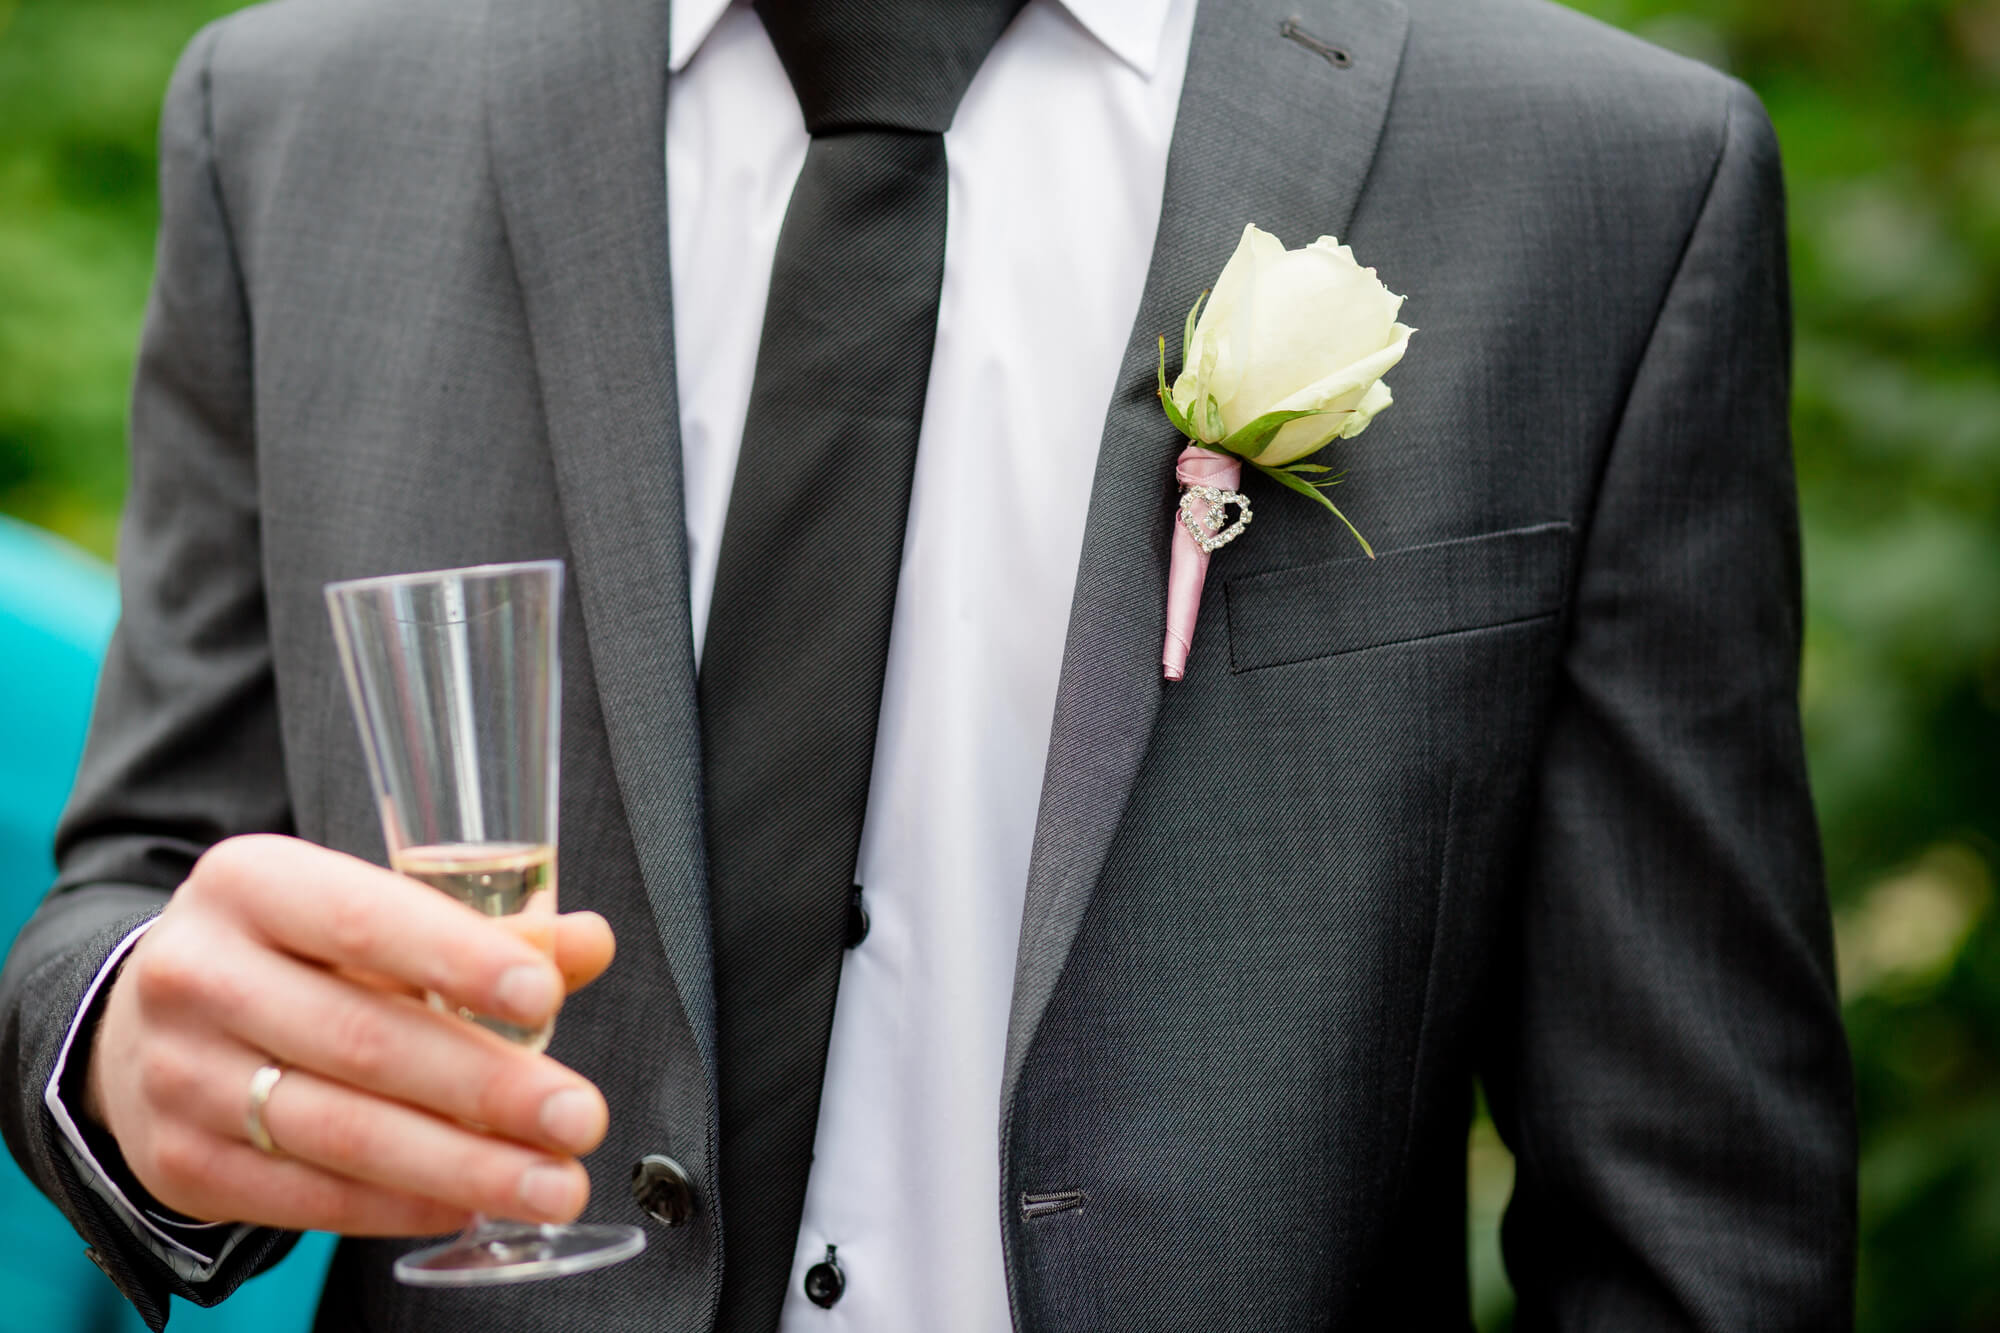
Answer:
[0,516,334,1332]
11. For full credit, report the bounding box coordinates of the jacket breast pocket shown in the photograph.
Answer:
[1222,521,1574,672]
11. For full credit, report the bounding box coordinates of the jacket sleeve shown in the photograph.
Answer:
[0,21,300,1329]
[1481,80,1857,1330]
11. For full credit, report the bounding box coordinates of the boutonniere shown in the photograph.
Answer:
[1157,224,1414,680]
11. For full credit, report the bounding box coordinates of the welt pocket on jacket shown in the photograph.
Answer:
[1223,521,1574,672]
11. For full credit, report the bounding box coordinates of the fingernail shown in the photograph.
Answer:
[495,964,559,1024]
[539,1088,604,1154]
[519,1164,582,1219]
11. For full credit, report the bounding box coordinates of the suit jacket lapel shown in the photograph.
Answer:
[1003,0,1411,1108]
[485,0,717,1079]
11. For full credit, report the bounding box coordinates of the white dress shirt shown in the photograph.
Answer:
[669,1,1191,1327]
[53,0,1194,1323]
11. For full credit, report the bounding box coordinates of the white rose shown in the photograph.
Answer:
[1170,224,1413,466]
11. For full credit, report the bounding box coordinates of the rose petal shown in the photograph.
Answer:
[1222,238,1405,436]
[1194,225,1284,347]
[1175,225,1284,417]
[1253,323,1413,464]
[1260,411,1347,463]
[1338,376,1397,440]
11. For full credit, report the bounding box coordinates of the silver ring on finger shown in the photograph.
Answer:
[245,1062,287,1157]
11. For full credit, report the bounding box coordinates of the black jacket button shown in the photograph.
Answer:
[630,1154,697,1227]
[803,1245,845,1307]
[845,886,869,948]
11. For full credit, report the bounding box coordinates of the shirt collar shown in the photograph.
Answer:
[669,0,1176,78]
[668,0,734,72]
[1057,0,1176,76]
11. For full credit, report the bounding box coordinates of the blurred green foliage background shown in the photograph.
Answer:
[1,0,1995,1327]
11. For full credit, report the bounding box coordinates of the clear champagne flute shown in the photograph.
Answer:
[325,559,645,1286]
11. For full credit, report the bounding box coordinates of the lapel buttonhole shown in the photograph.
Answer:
[1279,16,1355,68]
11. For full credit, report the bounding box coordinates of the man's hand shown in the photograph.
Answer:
[83,834,618,1236]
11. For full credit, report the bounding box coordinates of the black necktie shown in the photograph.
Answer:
[697,1,1026,1325]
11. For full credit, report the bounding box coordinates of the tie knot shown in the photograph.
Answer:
[752,0,1029,135]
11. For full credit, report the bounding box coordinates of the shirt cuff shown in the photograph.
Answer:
[44,917,259,1284]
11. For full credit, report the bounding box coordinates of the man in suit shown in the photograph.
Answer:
[0,0,1856,1328]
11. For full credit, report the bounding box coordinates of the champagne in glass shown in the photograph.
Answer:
[326,559,645,1286]
[392,841,557,1049]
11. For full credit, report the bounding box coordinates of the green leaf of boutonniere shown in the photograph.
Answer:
[1252,462,1375,558]
[1157,337,1196,440]
[1279,462,1348,488]
[1217,407,1341,460]
[1203,394,1225,443]
[1181,289,1207,371]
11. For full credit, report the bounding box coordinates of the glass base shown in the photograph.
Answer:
[394,1222,646,1287]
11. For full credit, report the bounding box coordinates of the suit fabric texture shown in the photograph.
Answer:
[0,0,1856,1329]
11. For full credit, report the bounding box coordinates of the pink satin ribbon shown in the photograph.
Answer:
[1162,445,1241,681]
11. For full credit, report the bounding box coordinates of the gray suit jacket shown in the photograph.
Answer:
[0,0,1855,1328]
